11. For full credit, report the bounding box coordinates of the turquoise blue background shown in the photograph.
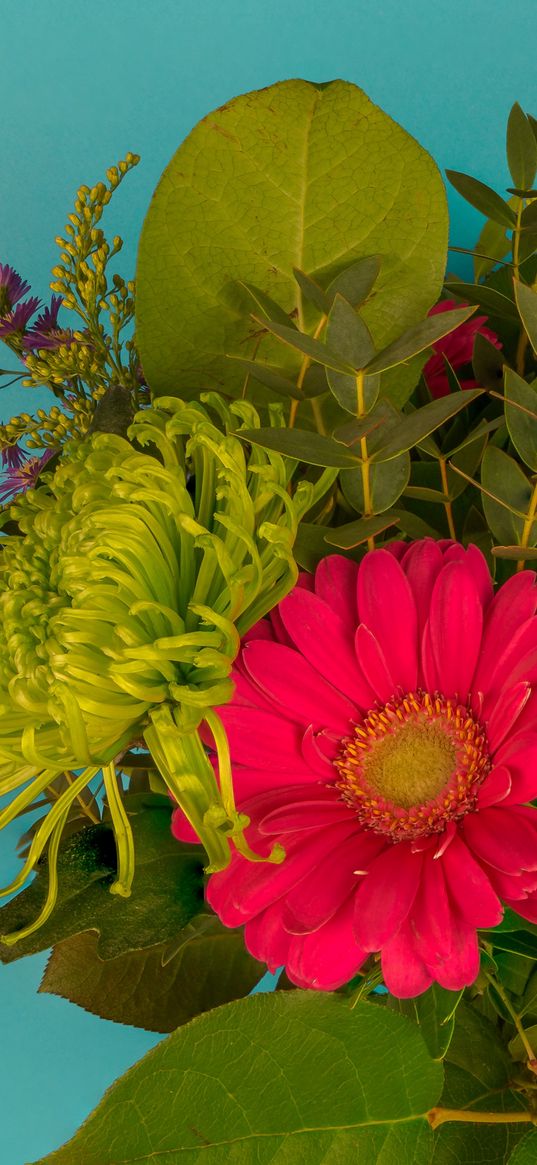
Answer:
[1,1,536,1161]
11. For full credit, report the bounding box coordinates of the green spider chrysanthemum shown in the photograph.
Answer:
[0,393,327,942]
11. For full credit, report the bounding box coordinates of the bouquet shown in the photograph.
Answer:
[1,79,537,1164]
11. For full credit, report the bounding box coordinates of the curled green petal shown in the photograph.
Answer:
[102,761,135,897]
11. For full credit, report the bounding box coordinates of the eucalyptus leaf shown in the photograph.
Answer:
[237,282,298,327]
[136,79,448,397]
[226,357,303,399]
[507,103,537,192]
[481,445,534,545]
[370,389,482,462]
[514,279,537,354]
[365,305,477,374]
[473,215,513,282]
[340,453,410,515]
[504,366,537,471]
[492,545,537,560]
[292,267,329,314]
[326,294,380,413]
[254,316,357,374]
[238,426,361,466]
[472,331,506,390]
[324,511,400,548]
[446,170,518,228]
[33,993,442,1165]
[444,280,519,321]
[326,254,381,307]
[39,915,264,1033]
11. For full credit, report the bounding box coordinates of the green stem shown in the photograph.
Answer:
[428,1107,534,1130]
[356,369,375,550]
[517,479,537,574]
[439,457,457,540]
[485,972,537,1075]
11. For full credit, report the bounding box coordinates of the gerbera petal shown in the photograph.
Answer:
[400,539,443,640]
[357,550,418,691]
[410,854,453,967]
[428,561,483,699]
[259,796,354,836]
[486,682,531,753]
[473,572,537,695]
[443,543,493,610]
[434,922,480,991]
[463,805,537,873]
[503,894,537,925]
[242,641,357,733]
[285,895,368,990]
[278,587,374,707]
[282,831,369,932]
[441,833,503,926]
[494,736,537,805]
[217,706,310,772]
[355,625,396,703]
[484,864,537,901]
[171,808,201,845]
[243,900,293,972]
[314,555,359,625]
[353,844,422,950]
[381,919,433,998]
[301,725,339,775]
[476,765,512,809]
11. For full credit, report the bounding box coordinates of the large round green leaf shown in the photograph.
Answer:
[34,992,443,1164]
[136,79,448,398]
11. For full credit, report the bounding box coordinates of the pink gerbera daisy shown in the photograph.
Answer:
[172,540,537,998]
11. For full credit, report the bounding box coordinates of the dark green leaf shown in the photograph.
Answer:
[446,169,518,228]
[514,279,537,354]
[444,280,519,321]
[238,426,361,466]
[40,915,264,1033]
[489,931,537,960]
[292,523,335,570]
[292,268,329,314]
[238,281,297,327]
[324,511,400,549]
[433,1061,527,1165]
[472,331,506,390]
[508,1023,537,1064]
[365,306,477,374]
[340,454,410,515]
[326,295,380,413]
[521,200,537,232]
[507,103,537,192]
[226,357,302,399]
[390,508,442,538]
[447,433,488,500]
[33,993,442,1165]
[473,215,512,282]
[370,389,482,462]
[326,255,382,307]
[255,316,357,374]
[0,802,204,962]
[481,445,534,545]
[504,367,537,471]
[508,1131,537,1164]
[493,949,533,995]
[492,545,537,560]
[445,1001,512,1088]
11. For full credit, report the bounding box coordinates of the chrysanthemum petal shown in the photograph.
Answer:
[428,561,483,699]
[441,833,502,925]
[463,805,537,873]
[278,587,374,706]
[285,894,368,990]
[357,551,418,691]
[242,641,357,733]
[353,843,422,950]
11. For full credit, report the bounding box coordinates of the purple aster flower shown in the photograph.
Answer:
[0,297,41,340]
[24,295,76,351]
[0,447,55,505]
[1,444,27,471]
[0,264,31,316]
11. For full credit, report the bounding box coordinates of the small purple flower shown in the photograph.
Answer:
[1,444,27,471]
[24,295,76,351]
[0,297,41,339]
[0,264,31,315]
[0,446,55,505]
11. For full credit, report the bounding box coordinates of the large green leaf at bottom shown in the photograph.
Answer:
[39,916,264,1032]
[33,993,443,1164]
[136,79,448,399]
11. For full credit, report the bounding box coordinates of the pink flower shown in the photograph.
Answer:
[172,541,537,998]
[423,299,501,398]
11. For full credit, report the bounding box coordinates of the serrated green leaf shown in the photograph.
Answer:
[370,389,482,462]
[326,254,382,307]
[481,445,534,545]
[292,267,329,314]
[444,280,519,321]
[514,279,537,354]
[33,993,443,1165]
[136,79,448,398]
[39,915,263,1033]
[446,169,518,228]
[238,426,361,466]
[324,511,400,549]
[326,295,380,414]
[0,802,204,963]
[365,306,477,374]
[507,104,537,192]
[504,367,537,470]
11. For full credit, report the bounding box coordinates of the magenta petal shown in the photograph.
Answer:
[231,822,358,919]
[441,833,503,926]
[421,620,440,692]
[314,555,359,626]
[285,895,368,990]
[279,587,374,707]
[473,572,537,695]
[218,706,310,772]
[503,893,537,925]
[434,922,480,990]
[242,618,275,644]
[381,920,433,998]
[410,855,453,967]
[355,625,396,703]
[283,832,365,932]
[400,539,443,640]
[357,551,418,691]
[171,808,201,844]
[495,736,537,805]
[301,725,339,775]
[242,641,357,733]
[463,805,537,873]
[484,864,537,901]
[259,797,354,836]
[476,766,512,809]
[429,561,483,700]
[486,682,531,753]
[243,900,293,971]
[353,843,422,950]
[443,544,493,611]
